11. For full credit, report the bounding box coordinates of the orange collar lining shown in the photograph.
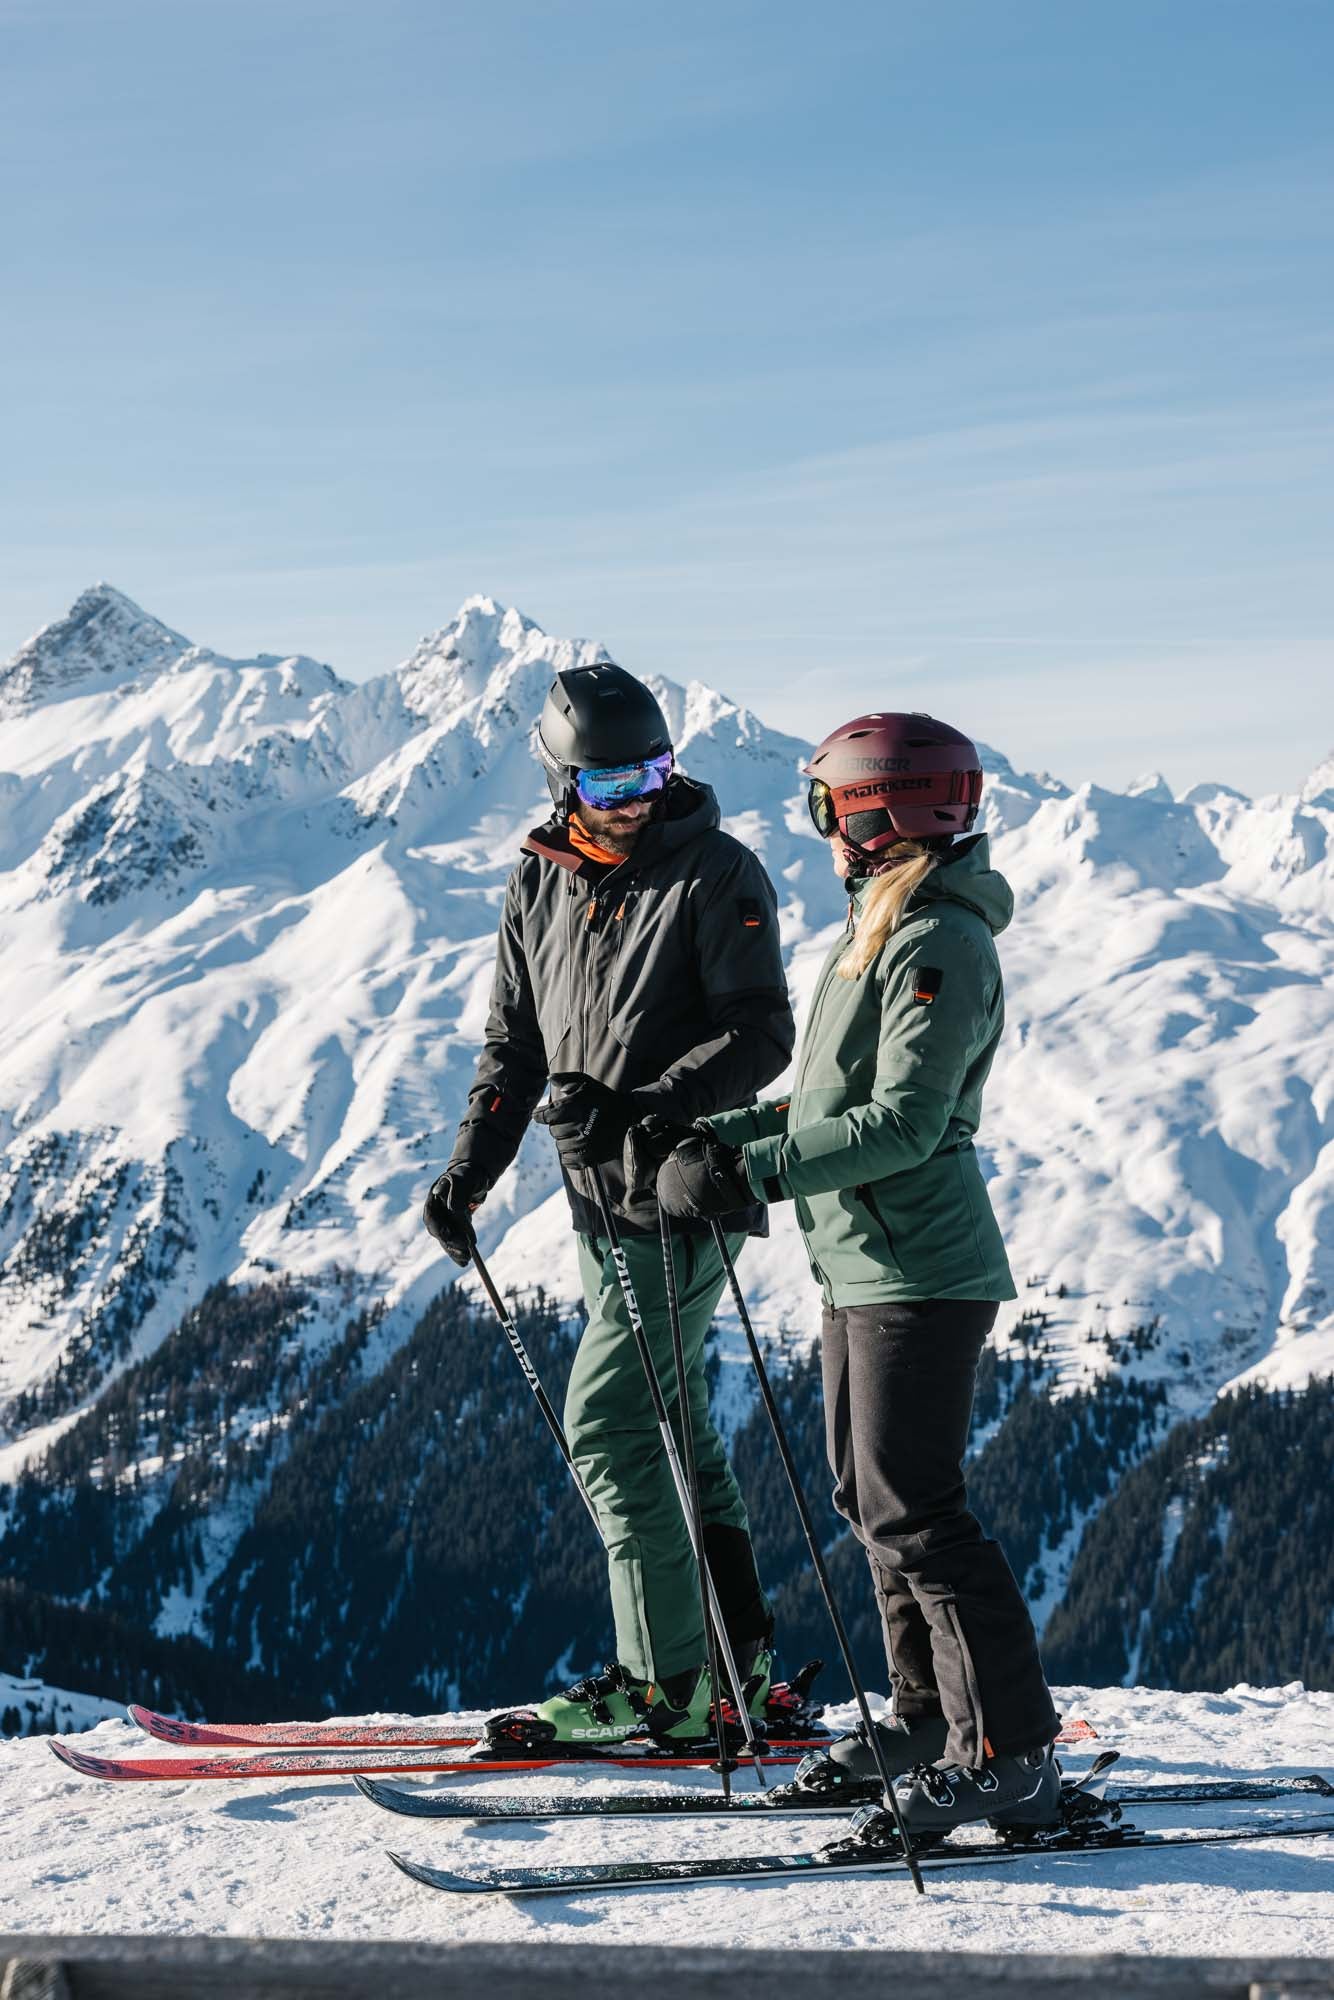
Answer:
[568,816,629,867]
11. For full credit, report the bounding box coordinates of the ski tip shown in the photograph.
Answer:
[355,1775,460,1819]
[388,1850,471,1894]
[126,1704,208,1746]
[49,1738,118,1779]
[353,1774,397,1808]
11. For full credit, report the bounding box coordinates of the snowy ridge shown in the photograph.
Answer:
[0,584,1329,1471]
[0,1671,123,1738]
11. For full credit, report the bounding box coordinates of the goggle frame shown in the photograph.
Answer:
[575,750,674,812]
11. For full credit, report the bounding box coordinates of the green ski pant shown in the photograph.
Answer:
[566,1228,771,1682]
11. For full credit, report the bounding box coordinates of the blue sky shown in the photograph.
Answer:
[2,0,1331,793]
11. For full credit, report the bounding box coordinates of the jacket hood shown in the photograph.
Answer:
[633,774,721,859]
[851,833,1013,936]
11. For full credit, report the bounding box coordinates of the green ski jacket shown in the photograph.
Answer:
[708,835,1017,1307]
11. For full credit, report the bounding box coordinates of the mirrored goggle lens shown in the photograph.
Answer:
[807,779,838,836]
[576,751,673,811]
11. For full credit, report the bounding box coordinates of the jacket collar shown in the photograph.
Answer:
[846,835,1013,936]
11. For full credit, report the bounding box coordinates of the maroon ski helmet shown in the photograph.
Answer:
[803,712,983,855]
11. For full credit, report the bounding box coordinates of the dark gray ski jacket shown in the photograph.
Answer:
[447,776,795,1236]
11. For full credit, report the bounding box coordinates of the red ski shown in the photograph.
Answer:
[126,1705,476,1750]
[49,1736,830,1784]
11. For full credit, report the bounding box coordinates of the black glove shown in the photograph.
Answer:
[656,1131,756,1221]
[422,1165,488,1266]
[534,1073,644,1171]
[622,1113,693,1221]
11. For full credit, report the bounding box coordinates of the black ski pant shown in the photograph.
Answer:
[821,1298,1058,1768]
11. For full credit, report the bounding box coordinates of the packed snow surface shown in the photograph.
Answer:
[2,1685,1331,1953]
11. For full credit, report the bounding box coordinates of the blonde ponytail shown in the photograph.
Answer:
[838,842,938,980]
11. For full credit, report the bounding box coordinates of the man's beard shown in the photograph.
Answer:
[578,801,657,852]
[593,821,643,854]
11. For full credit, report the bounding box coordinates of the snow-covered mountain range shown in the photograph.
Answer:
[0,582,1330,1486]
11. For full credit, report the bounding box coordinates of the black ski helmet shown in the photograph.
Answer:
[536,663,673,816]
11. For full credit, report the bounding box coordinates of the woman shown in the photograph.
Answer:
[656,711,1061,1839]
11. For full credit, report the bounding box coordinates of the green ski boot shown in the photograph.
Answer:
[485,1661,712,1751]
[644,1663,714,1743]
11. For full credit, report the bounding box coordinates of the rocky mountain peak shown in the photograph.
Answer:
[393,596,608,729]
[0,585,191,714]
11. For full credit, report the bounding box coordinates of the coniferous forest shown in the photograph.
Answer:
[1,1276,1330,1727]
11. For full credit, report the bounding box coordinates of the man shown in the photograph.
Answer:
[423,662,795,1745]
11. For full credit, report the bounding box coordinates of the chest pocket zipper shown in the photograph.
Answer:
[603,882,643,1028]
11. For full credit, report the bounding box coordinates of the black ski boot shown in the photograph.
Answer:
[774,1711,951,1806]
[824,1743,1063,1860]
[889,1742,1062,1843]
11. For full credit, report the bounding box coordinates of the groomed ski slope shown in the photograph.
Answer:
[2,1683,1332,1957]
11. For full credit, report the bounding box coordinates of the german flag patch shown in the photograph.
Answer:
[737,898,765,931]
[913,965,943,1004]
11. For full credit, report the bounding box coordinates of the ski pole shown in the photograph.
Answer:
[469,1241,604,1542]
[589,1164,766,1784]
[659,1203,731,1806]
[710,1220,926,1894]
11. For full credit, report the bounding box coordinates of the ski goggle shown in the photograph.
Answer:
[575,751,674,812]
[807,779,839,837]
[809,779,895,845]
[809,779,895,847]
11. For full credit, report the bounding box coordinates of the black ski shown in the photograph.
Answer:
[357,1765,1334,1824]
[388,1809,1334,1898]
